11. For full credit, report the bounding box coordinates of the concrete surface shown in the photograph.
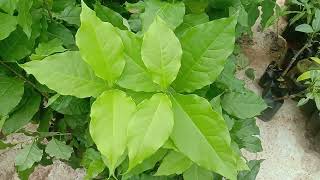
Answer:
[241,20,320,179]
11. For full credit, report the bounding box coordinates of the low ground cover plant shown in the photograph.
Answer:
[0,0,273,179]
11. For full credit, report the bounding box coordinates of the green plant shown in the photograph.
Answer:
[287,0,320,25]
[297,57,320,109]
[282,8,320,76]
[0,0,267,179]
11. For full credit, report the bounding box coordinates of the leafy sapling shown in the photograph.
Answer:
[17,0,267,179]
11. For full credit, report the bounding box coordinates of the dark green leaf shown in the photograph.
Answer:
[0,27,34,61]
[245,68,255,80]
[0,76,24,116]
[15,142,43,171]
[53,5,81,26]
[215,57,246,92]
[95,3,128,30]
[0,12,18,40]
[2,88,41,134]
[81,148,106,180]
[17,0,33,38]
[231,118,262,152]
[45,138,73,160]
[221,91,267,119]
[46,22,75,47]
[238,160,263,180]
[37,109,53,132]
[0,140,15,150]
[50,95,90,115]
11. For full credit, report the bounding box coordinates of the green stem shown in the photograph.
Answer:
[281,39,312,76]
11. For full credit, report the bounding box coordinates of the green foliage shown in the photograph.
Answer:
[45,138,73,160]
[183,164,213,180]
[15,142,43,171]
[21,51,108,98]
[90,90,136,175]
[0,0,269,179]
[237,160,264,180]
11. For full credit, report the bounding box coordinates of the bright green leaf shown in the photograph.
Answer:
[0,76,24,116]
[141,17,182,90]
[173,16,237,92]
[15,142,43,171]
[0,0,19,14]
[221,91,267,119]
[21,51,108,98]
[261,0,276,29]
[30,39,66,60]
[45,138,73,160]
[295,24,314,33]
[141,0,185,31]
[183,164,213,180]
[125,1,145,14]
[184,0,208,14]
[311,57,320,64]
[155,151,192,176]
[17,0,33,38]
[76,2,125,85]
[0,12,17,40]
[175,13,209,37]
[90,90,136,175]
[123,149,168,179]
[127,93,174,171]
[116,30,160,92]
[312,9,320,32]
[169,93,237,180]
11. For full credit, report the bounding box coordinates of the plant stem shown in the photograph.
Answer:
[44,0,53,21]
[0,60,49,99]
[273,92,304,101]
[281,40,311,76]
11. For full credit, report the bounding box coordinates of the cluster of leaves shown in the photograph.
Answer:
[288,0,320,26]
[0,0,269,179]
[294,8,320,35]
[297,57,320,109]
